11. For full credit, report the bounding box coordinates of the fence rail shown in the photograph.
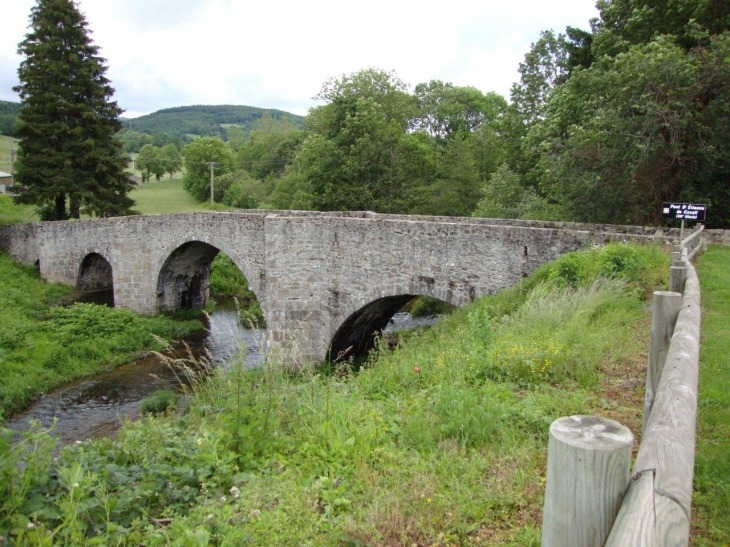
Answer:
[542,233,704,547]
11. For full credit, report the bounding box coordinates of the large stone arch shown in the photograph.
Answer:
[155,234,263,300]
[155,239,264,317]
[77,251,114,290]
[327,279,467,362]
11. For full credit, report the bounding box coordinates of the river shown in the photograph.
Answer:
[3,298,264,445]
[3,305,438,445]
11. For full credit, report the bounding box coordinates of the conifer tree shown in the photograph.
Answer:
[13,0,134,220]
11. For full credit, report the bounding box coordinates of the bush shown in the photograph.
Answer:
[141,389,179,415]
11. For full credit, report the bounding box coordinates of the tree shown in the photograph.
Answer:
[593,0,730,56]
[510,30,570,130]
[533,34,730,226]
[13,0,133,220]
[281,69,432,213]
[136,144,165,182]
[472,163,550,220]
[412,80,506,141]
[161,143,182,179]
[182,137,235,201]
[237,116,302,180]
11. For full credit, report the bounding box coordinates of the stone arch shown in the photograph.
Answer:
[155,235,262,300]
[77,252,115,305]
[155,241,264,316]
[327,280,466,362]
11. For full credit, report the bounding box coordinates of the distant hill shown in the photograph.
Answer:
[122,104,304,140]
[0,100,20,136]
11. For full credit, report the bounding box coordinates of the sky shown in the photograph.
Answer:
[0,0,599,119]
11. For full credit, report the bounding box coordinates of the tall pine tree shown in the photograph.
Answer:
[13,0,134,220]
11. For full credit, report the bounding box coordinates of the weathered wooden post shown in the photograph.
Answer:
[542,416,633,547]
[643,291,682,432]
[669,265,687,293]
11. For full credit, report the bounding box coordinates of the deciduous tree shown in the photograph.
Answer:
[182,137,235,201]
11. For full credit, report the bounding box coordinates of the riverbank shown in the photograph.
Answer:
[1,243,680,546]
[0,253,203,419]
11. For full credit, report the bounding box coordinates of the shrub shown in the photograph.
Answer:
[140,389,179,415]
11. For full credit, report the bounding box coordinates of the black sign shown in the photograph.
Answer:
[662,202,707,221]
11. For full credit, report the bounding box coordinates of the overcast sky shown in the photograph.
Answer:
[0,0,599,118]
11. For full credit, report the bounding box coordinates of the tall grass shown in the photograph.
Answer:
[0,243,670,546]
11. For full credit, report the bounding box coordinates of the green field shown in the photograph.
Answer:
[0,134,18,176]
[128,176,233,215]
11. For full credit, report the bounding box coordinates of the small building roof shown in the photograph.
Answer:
[0,171,12,177]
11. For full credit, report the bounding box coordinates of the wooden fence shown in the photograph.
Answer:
[542,226,705,547]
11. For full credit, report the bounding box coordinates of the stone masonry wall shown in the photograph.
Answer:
[263,214,661,361]
[2,210,724,362]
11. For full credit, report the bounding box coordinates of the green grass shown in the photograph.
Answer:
[140,389,179,415]
[128,176,232,215]
[0,194,37,224]
[0,253,203,418]
[692,245,730,546]
[0,243,671,546]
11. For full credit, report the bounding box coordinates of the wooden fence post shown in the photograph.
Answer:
[670,265,687,293]
[644,291,682,432]
[542,416,633,547]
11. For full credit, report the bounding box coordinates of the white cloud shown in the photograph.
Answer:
[0,0,599,118]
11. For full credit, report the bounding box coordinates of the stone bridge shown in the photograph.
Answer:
[0,210,672,362]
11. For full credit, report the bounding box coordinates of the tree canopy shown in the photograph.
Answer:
[12,0,134,220]
[169,1,730,229]
[182,137,235,202]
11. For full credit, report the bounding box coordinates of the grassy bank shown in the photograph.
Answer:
[0,243,672,546]
[0,254,203,418]
[692,245,730,545]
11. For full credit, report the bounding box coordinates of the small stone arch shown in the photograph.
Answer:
[327,280,465,362]
[77,252,115,305]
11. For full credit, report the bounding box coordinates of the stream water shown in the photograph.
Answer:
[3,305,439,446]
[3,298,264,445]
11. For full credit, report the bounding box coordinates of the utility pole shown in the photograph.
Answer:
[9,144,15,186]
[209,161,216,203]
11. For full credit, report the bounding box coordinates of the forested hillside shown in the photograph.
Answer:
[117,105,303,151]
